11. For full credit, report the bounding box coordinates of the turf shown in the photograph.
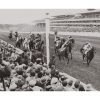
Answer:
[0,32,100,90]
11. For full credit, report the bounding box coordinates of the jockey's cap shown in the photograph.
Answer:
[52,55,55,58]
[68,35,72,38]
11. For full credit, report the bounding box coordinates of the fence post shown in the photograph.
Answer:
[45,13,50,65]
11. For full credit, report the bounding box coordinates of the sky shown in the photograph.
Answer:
[0,9,88,24]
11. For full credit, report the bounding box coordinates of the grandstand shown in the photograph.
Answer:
[34,9,100,32]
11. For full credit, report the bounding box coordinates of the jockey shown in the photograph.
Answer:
[83,42,92,54]
[59,35,72,52]
[15,31,19,38]
[68,35,72,41]
[60,36,70,48]
[9,31,13,38]
[54,36,61,45]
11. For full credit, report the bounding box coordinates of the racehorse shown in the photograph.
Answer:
[54,39,64,55]
[80,46,96,66]
[57,38,75,64]
[67,38,75,59]
[57,44,70,64]
[35,40,44,53]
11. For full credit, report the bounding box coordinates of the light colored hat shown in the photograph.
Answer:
[22,84,28,89]
[42,67,47,71]
[11,77,19,84]
[26,76,31,82]
[35,64,42,69]
[22,64,26,67]
[32,86,43,91]
[51,77,58,85]
[9,83,17,91]
[54,83,64,91]
[36,58,42,61]
[86,84,96,91]
[29,80,36,87]
[10,64,15,69]
[43,63,48,68]
[0,83,3,91]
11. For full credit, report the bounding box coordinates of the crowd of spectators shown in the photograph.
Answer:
[0,39,96,91]
[51,26,100,32]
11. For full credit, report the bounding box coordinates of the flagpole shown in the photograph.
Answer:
[45,13,50,65]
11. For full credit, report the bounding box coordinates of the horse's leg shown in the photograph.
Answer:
[83,54,85,62]
[55,48,57,55]
[70,52,72,60]
[87,57,89,66]
[62,52,65,60]
[83,55,84,61]
[65,53,69,64]
[67,56,69,64]
[58,54,61,61]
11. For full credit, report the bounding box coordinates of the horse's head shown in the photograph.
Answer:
[68,39,75,48]
[90,46,96,54]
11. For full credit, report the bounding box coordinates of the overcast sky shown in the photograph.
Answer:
[0,9,88,24]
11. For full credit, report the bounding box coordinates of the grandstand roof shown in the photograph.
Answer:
[52,9,100,20]
[51,18,100,22]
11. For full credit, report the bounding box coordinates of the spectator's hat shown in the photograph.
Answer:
[74,80,80,89]
[26,76,31,83]
[29,62,33,67]
[86,84,95,91]
[46,85,52,91]
[41,76,47,84]
[10,64,15,69]
[45,69,51,75]
[29,80,36,87]
[54,83,64,91]
[0,83,3,91]
[36,58,42,61]
[22,84,28,90]
[17,75,24,80]
[32,86,43,91]
[30,69,35,77]
[9,83,17,91]
[67,80,73,87]
[43,63,48,68]
[51,77,58,85]
[61,75,67,81]
[36,64,42,70]
[11,77,19,84]
[79,84,85,91]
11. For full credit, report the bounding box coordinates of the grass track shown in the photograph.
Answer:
[0,32,100,90]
